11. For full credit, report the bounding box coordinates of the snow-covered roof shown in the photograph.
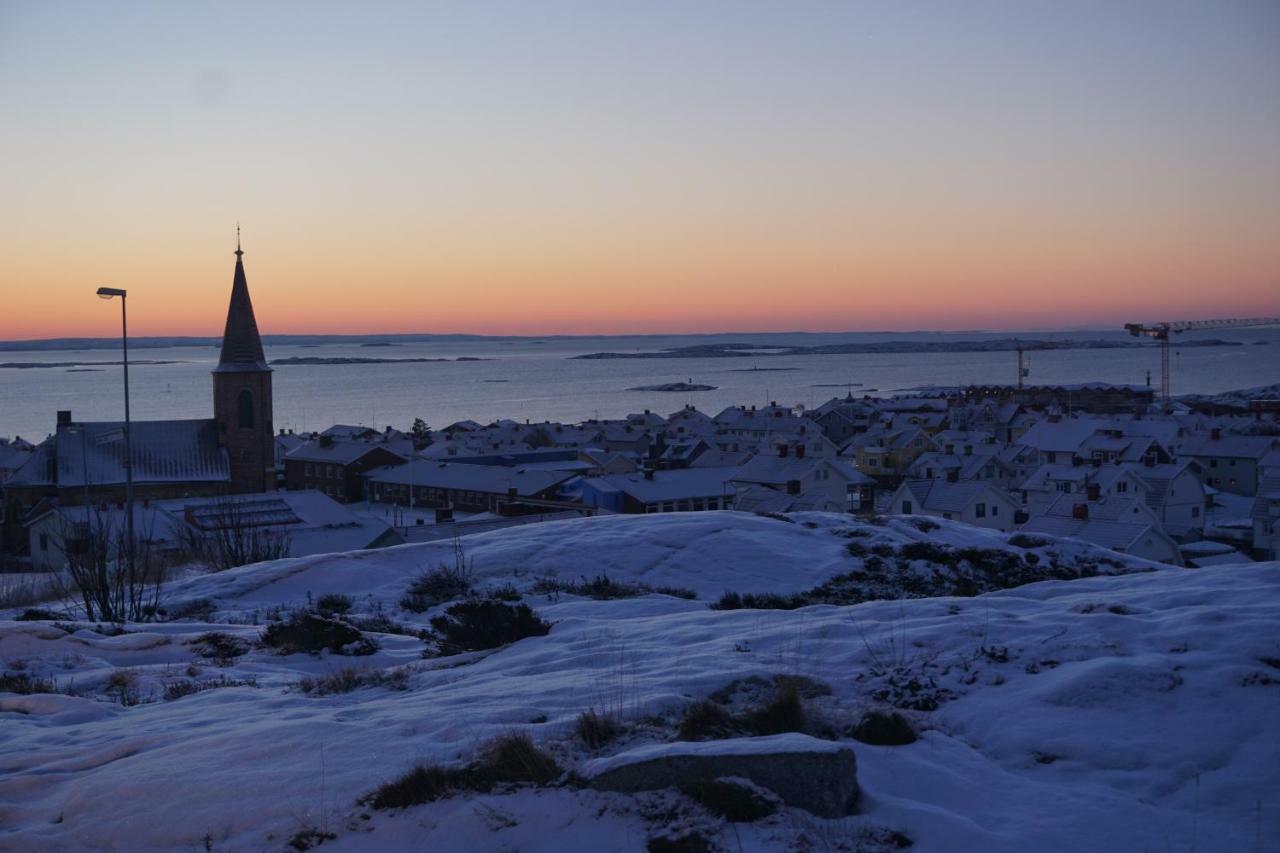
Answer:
[732,454,871,486]
[898,479,1014,513]
[584,468,735,503]
[1181,434,1278,460]
[1018,515,1161,551]
[286,438,409,466]
[366,460,573,496]
[47,419,229,487]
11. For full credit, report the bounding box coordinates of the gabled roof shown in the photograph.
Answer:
[1181,434,1279,460]
[1018,515,1165,552]
[46,420,229,487]
[897,479,1013,513]
[366,460,573,496]
[215,247,270,373]
[731,455,872,486]
[285,438,408,466]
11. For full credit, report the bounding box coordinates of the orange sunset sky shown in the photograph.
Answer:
[2,2,1278,340]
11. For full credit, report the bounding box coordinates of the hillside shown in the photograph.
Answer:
[1,512,1277,852]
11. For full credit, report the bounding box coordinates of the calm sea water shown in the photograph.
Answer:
[2,329,1278,441]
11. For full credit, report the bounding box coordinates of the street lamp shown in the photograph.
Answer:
[96,286,134,573]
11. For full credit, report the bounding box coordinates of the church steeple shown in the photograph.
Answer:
[212,230,275,493]
[215,229,270,373]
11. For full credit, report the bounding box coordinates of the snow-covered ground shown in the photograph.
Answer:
[1,511,1276,852]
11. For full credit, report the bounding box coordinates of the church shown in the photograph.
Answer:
[1,241,276,551]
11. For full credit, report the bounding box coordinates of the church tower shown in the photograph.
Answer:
[212,233,275,493]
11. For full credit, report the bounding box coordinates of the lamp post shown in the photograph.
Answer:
[96,287,134,572]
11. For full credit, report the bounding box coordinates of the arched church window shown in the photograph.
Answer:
[238,389,254,428]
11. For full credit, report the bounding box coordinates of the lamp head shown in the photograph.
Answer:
[96,287,126,299]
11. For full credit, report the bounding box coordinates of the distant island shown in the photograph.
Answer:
[575,338,1243,360]
[628,382,717,392]
[271,356,489,366]
[0,360,182,369]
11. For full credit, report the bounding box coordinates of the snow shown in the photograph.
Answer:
[1,511,1277,851]
[582,733,849,778]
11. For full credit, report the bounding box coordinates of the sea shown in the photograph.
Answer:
[2,328,1278,441]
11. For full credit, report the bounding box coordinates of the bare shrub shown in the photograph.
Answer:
[427,599,552,656]
[188,631,251,665]
[163,675,258,701]
[401,537,473,612]
[575,708,623,749]
[365,731,560,810]
[48,508,168,623]
[182,497,292,572]
[297,666,409,696]
[260,610,378,656]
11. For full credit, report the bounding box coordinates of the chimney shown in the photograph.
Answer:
[946,469,959,483]
[57,410,72,426]
[1087,482,1101,501]
[795,444,806,459]
[786,479,801,495]
[1072,502,1089,520]
[1210,428,1221,440]
[319,435,334,448]
[644,467,655,480]
[507,486,518,498]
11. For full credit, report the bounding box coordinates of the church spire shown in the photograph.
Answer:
[215,230,270,373]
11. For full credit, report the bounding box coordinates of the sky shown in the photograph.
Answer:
[1,1,1278,339]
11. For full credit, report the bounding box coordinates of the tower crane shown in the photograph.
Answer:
[1124,317,1280,408]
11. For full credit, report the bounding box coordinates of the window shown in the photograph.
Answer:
[901,500,912,514]
[1117,481,1128,493]
[305,463,313,476]
[976,502,987,518]
[1192,507,1200,518]
[237,389,254,428]
[39,533,48,551]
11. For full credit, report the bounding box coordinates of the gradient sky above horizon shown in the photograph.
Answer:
[2,1,1278,340]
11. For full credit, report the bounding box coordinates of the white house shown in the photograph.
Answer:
[887,479,1020,532]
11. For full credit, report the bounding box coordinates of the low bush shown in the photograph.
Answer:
[676,699,736,741]
[679,778,777,822]
[744,683,805,735]
[105,668,143,706]
[297,666,408,696]
[709,591,809,611]
[535,574,695,601]
[163,675,258,701]
[849,709,917,746]
[401,563,473,613]
[287,827,336,851]
[189,631,251,665]
[1008,533,1049,549]
[16,607,64,621]
[648,832,713,853]
[575,708,623,749]
[260,611,378,656]
[161,598,217,622]
[428,599,552,656]
[366,731,560,809]
[348,613,418,637]
[0,671,59,695]
[315,593,353,616]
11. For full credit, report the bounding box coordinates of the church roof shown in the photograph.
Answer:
[215,243,271,373]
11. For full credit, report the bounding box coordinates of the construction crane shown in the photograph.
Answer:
[1124,317,1280,408]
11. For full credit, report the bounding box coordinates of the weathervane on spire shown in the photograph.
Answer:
[235,222,243,258]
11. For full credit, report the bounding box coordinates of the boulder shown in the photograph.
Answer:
[583,733,857,818]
